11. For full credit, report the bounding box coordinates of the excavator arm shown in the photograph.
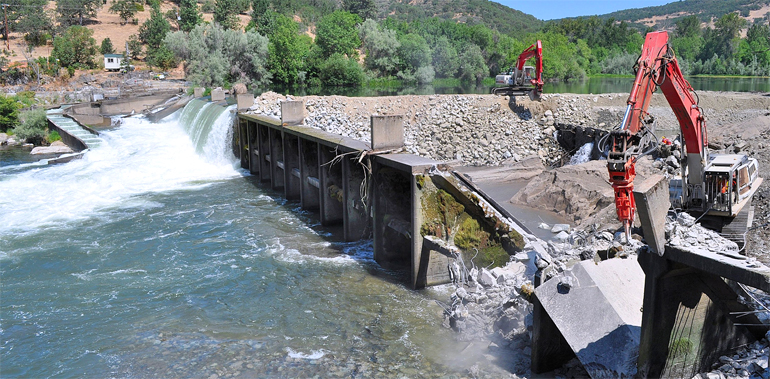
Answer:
[605,31,707,237]
[515,40,544,96]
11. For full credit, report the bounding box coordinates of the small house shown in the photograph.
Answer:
[104,54,123,71]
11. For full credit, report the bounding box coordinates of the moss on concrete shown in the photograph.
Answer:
[415,174,426,189]
[420,188,465,240]
[508,230,525,250]
[455,217,488,250]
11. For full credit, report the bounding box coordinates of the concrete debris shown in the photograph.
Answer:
[694,337,770,379]
[551,224,571,233]
[478,268,497,288]
[667,213,740,254]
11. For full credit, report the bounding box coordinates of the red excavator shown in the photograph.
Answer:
[492,40,544,100]
[602,31,762,246]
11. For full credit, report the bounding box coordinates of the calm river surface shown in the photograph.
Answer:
[0,105,514,378]
[274,76,770,97]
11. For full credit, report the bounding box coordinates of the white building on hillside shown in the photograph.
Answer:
[104,54,123,71]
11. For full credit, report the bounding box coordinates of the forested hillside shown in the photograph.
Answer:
[604,0,770,28]
[1,0,769,92]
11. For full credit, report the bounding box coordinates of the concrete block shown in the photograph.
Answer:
[236,93,254,111]
[633,174,670,256]
[371,115,404,150]
[210,87,226,101]
[281,100,304,126]
[532,258,645,377]
[194,87,205,98]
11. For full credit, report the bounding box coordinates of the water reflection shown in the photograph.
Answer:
[262,76,770,97]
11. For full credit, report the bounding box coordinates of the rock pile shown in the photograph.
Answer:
[694,334,770,379]
[244,92,565,167]
[667,212,741,254]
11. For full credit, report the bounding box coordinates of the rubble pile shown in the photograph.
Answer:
[694,334,770,379]
[439,212,768,378]
[244,92,565,167]
[667,213,741,254]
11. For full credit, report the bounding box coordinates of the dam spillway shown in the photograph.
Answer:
[1,98,528,378]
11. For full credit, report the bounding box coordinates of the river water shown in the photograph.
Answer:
[0,103,516,378]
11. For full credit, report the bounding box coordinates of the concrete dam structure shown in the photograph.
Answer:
[233,99,544,290]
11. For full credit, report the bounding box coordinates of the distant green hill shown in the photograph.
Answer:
[375,0,543,37]
[601,0,770,29]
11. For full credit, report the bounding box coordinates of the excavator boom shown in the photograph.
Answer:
[605,31,761,246]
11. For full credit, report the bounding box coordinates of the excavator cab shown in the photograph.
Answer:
[702,154,762,217]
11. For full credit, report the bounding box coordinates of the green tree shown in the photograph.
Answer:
[51,25,98,69]
[250,0,270,31]
[139,4,171,49]
[165,22,271,87]
[358,19,400,76]
[0,96,19,133]
[57,0,102,26]
[343,0,376,21]
[179,0,202,32]
[675,15,701,38]
[127,34,143,59]
[702,12,748,59]
[11,0,53,47]
[100,38,115,54]
[738,23,770,67]
[214,0,241,30]
[457,43,486,83]
[318,53,364,86]
[266,13,309,84]
[397,33,431,77]
[146,45,177,70]
[109,0,140,25]
[315,11,362,58]
[431,35,458,78]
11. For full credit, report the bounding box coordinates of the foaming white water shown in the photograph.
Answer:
[0,105,239,234]
[568,142,594,165]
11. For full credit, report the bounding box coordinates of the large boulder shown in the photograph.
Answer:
[30,141,73,155]
[510,158,657,226]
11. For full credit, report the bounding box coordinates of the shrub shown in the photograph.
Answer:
[318,53,363,86]
[201,0,215,13]
[14,109,48,145]
[0,96,20,132]
[48,130,61,143]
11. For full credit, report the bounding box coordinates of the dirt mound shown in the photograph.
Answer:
[510,158,658,226]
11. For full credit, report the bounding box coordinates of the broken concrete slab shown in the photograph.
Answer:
[532,258,645,378]
[633,174,670,255]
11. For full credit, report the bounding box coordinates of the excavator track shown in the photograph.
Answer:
[699,203,754,251]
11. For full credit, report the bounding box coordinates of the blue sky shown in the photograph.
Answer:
[496,0,675,21]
